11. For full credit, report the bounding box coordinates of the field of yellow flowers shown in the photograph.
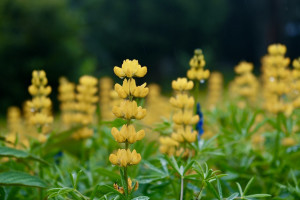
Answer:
[1,44,300,200]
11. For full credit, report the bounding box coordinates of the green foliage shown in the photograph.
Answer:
[0,172,47,188]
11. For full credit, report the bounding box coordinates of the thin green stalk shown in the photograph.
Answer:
[196,182,205,200]
[180,176,184,200]
[273,113,281,165]
[124,141,129,199]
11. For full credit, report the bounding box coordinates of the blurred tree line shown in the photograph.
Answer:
[0,0,299,116]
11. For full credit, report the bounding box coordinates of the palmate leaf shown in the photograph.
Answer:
[0,171,47,188]
[0,146,48,165]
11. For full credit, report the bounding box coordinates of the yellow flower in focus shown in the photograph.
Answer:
[109,149,141,167]
[114,79,149,98]
[112,100,147,120]
[111,125,145,144]
[114,59,147,78]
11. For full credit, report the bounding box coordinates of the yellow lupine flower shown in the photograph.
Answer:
[170,94,194,109]
[159,136,179,155]
[109,149,141,167]
[172,78,194,91]
[112,100,146,120]
[207,72,223,109]
[27,70,53,131]
[173,110,199,125]
[171,126,197,143]
[282,137,297,147]
[268,43,287,55]
[187,49,210,81]
[114,59,147,78]
[111,125,145,143]
[114,78,149,98]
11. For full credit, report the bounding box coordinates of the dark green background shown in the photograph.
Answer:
[0,0,299,116]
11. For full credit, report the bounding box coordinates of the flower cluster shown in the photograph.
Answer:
[109,60,148,166]
[142,84,172,126]
[187,49,210,81]
[291,58,300,108]
[261,44,292,114]
[207,72,223,109]
[232,61,259,106]
[160,78,199,156]
[27,70,53,138]
[99,77,114,120]
[109,59,148,194]
[72,75,98,140]
[58,77,76,127]
[5,106,29,147]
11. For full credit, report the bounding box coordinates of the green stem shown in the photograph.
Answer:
[180,176,184,200]
[124,141,129,199]
[196,182,205,200]
[273,113,281,165]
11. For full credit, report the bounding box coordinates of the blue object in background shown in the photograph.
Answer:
[54,151,63,165]
[196,103,204,140]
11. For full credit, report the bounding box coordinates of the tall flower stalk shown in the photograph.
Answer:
[109,59,148,198]
[27,70,53,142]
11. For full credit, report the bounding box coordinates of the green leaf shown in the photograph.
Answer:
[183,160,194,175]
[217,178,223,199]
[244,194,271,198]
[165,156,180,175]
[101,119,127,127]
[0,187,5,200]
[0,171,47,188]
[227,192,239,200]
[97,185,125,200]
[206,181,221,200]
[47,187,74,198]
[243,177,254,196]
[131,196,150,200]
[95,167,120,181]
[137,175,168,184]
[0,146,48,165]
[236,182,243,196]
[143,160,165,175]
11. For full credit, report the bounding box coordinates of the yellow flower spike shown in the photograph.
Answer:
[187,49,210,81]
[109,149,141,167]
[114,59,147,78]
[172,78,194,91]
